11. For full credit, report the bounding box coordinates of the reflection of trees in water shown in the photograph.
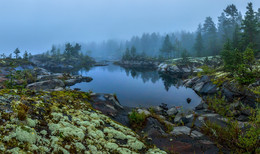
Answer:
[124,68,160,83]
[123,67,184,91]
[159,73,183,91]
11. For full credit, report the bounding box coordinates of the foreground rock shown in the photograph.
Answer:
[0,89,165,153]
[90,96,229,153]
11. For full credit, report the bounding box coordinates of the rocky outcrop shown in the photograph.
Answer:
[26,79,65,91]
[184,75,259,108]
[25,67,93,91]
[184,75,217,95]
[158,63,203,74]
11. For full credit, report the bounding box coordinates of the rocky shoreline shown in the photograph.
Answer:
[26,67,93,91]
[113,57,259,153]
[0,57,259,153]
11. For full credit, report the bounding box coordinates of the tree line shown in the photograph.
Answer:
[44,2,259,61]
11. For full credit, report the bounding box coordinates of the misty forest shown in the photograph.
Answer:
[0,1,260,153]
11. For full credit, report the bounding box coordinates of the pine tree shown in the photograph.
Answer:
[13,48,20,59]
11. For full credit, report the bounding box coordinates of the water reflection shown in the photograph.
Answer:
[69,64,201,108]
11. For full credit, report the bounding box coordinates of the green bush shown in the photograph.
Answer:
[201,120,260,153]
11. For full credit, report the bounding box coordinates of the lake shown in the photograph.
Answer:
[71,64,201,109]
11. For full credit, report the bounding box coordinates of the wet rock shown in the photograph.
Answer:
[190,130,204,138]
[199,82,217,94]
[195,102,208,110]
[137,109,150,116]
[151,106,162,114]
[89,93,124,119]
[171,126,191,136]
[159,103,168,111]
[174,114,189,124]
[198,114,228,128]
[187,98,192,104]
[167,107,178,116]
[193,82,205,92]
[143,117,167,136]
[26,79,65,91]
[184,77,200,88]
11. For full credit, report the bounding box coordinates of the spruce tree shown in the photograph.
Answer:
[160,35,174,58]
[194,24,204,57]
[241,2,258,49]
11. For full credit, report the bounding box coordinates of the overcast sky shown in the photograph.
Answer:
[0,0,259,54]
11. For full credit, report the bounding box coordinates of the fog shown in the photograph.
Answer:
[0,0,259,54]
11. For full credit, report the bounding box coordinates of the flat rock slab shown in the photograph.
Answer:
[171,126,204,138]
[171,126,191,136]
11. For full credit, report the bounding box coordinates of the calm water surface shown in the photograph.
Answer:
[71,64,201,109]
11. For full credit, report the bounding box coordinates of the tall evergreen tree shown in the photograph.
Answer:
[130,46,137,58]
[203,17,218,55]
[73,43,81,57]
[232,24,241,49]
[23,51,29,60]
[241,2,258,49]
[160,35,174,58]
[64,43,73,59]
[50,45,56,56]
[194,24,204,57]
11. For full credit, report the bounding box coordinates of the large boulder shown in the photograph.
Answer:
[26,79,65,91]
[199,82,217,94]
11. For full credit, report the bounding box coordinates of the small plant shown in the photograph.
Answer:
[128,110,147,130]
[206,95,229,117]
[200,65,216,75]
[17,103,29,121]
